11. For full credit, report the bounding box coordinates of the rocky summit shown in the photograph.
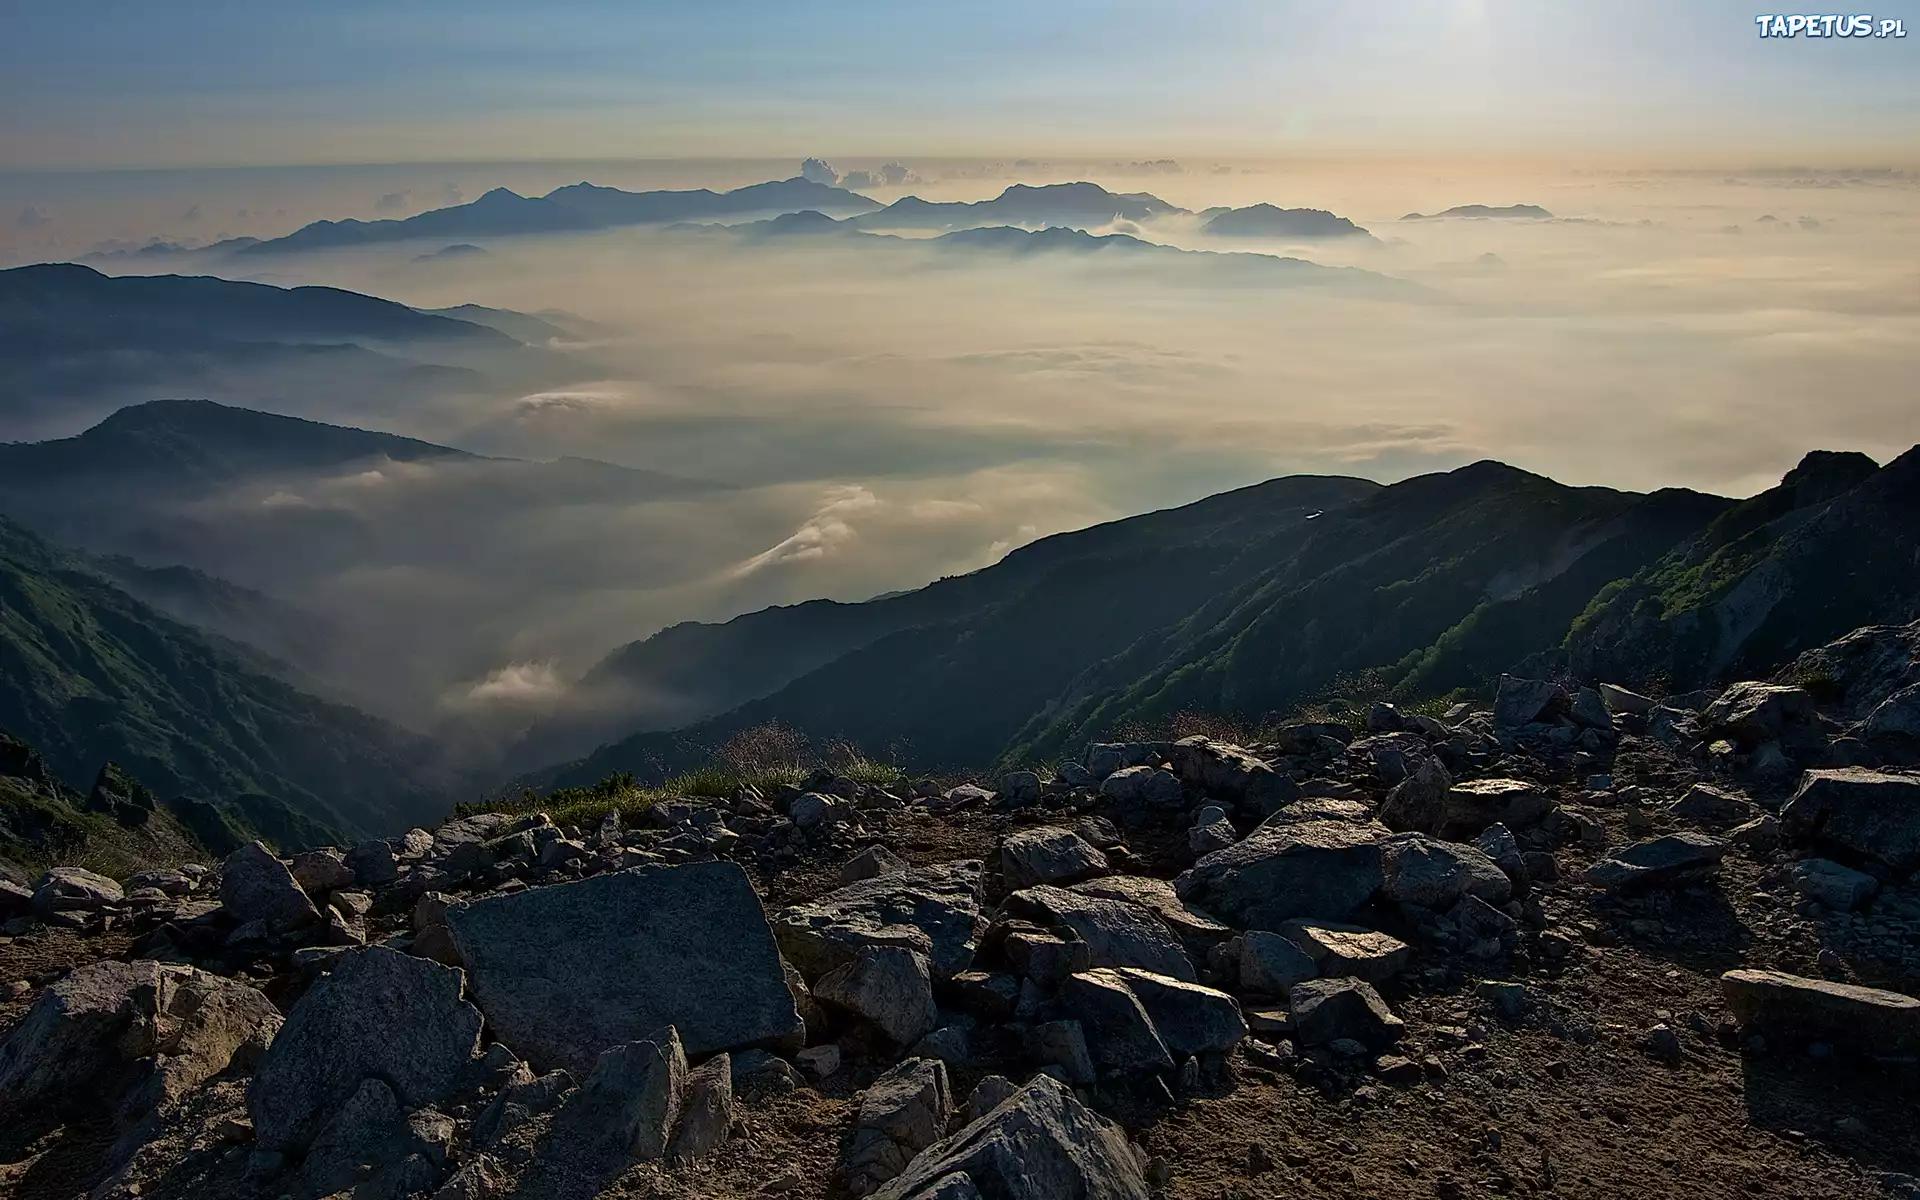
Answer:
[7,628,1920,1198]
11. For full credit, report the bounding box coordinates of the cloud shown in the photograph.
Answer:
[180,205,201,222]
[800,157,838,185]
[451,660,568,708]
[375,191,411,213]
[725,484,878,578]
[14,206,48,229]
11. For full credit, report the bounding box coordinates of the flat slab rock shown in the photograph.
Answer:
[870,1073,1149,1200]
[1781,768,1920,871]
[773,860,986,982]
[1584,832,1727,894]
[1722,969,1920,1058]
[448,861,803,1075]
[1175,816,1389,929]
[1000,885,1196,982]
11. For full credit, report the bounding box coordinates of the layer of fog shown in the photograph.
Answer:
[13,161,1920,756]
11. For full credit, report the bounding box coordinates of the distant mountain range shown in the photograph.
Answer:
[529,445,1920,787]
[1199,204,1372,239]
[843,182,1187,232]
[0,263,569,436]
[1402,204,1553,220]
[232,177,882,255]
[690,212,1411,292]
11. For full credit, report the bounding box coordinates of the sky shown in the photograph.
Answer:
[3,0,1917,169]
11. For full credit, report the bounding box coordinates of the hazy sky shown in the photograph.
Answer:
[4,0,1916,168]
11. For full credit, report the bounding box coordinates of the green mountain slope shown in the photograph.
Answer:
[0,514,448,846]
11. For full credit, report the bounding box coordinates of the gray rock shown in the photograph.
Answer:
[1426,778,1555,838]
[870,1074,1148,1200]
[1569,688,1615,732]
[1283,922,1411,983]
[347,838,400,887]
[1067,876,1233,959]
[247,946,483,1153]
[1379,833,1511,909]
[433,1157,502,1200]
[965,1075,1017,1123]
[911,1023,972,1064]
[731,1048,803,1096]
[1473,823,1529,888]
[1861,683,1920,748]
[669,1053,734,1162]
[1059,971,1174,1076]
[1003,925,1091,988]
[288,848,355,896]
[1599,683,1656,715]
[0,879,30,919]
[793,792,851,830]
[220,841,320,927]
[816,947,940,1046]
[293,1078,454,1200]
[1104,968,1245,1058]
[1289,978,1404,1050]
[773,860,986,982]
[1782,768,1920,871]
[1097,766,1184,807]
[1167,737,1298,813]
[952,971,1021,1022]
[1670,783,1755,827]
[31,866,124,915]
[547,1025,688,1163]
[1786,858,1879,911]
[1174,816,1388,930]
[0,960,279,1117]
[1729,814,1783,851]
[447,861,803,1074]
[1085,741,1169,780]
[1187,807,1237,856]
[999,885,1194,981]
[1495,675,1569,727]
[998,771,1043,805]
[1722,969,1920,1057]
[1026,1020,1096,1084]
[845,1058,953,1197]
[1238,930,1317,994]
[843,845,910,883]
[1584,832,1728,894]
[1002,828,1108,891]
[473,1065,573,1148]
[1704,682,1816,747]
[1377,757,1452,834]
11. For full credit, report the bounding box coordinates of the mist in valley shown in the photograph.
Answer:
[4,158,1918,766]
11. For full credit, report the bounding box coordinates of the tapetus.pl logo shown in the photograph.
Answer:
[1754,13,1907,37]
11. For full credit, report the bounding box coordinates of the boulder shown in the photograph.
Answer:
[288,848,355,896]
[1085,741,1170,780]
[346,838,400,887]
[869,1074,1148,1200]
[220,841,320,926]
[997,771,1043,806]
[999,885,1194,981]
[0,879,30,919]
[1238,931,1317,994]
[1283,922,1411,983]
[545,1026,687,1164]
[845,1058,953,1197]
[669,1053,734,1162]
[816,947,940,1046]
[1379,833,1511,909]
[1434,779,1554,838]
[1585,833,1728,894]
[31,865,124,915]
[1861,683,1920,750]
[1569,688,1615,732]
[773,860,986,982]
[1704,682,1816,747]
[1721,969,1920,1057]
[843,845,910,883]
[447,861,803,1074]
[1377,757,1452,833]
[1067,876,1233,955]
[1026,1021,1096,1084]
[473,1066,573,1148]
[1097,766,1184,807]
[1472,823,1529,890]
[1599,683,1656,715]
[1103,968,1245,1058]
[247,946,484,1153]
[1494,675,1569,728]
[291,1078,453,1200]
[1785,858,1879,911]
[1187,807,1237,856]
[1670,783,1755,828]
[1781,768,1920,871]
[1167,737,1298,813]
[792,792,851,830]
[1288,978,1404,1050]
[731,1048,803,1097]
[1174,816,1388,930]
[1059,971,1174,1076]
[0,960,279,1118]
[1002,828,1108,891]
